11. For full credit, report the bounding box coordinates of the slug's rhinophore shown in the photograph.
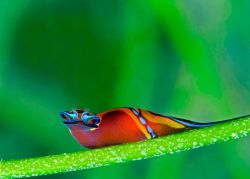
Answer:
[60,108,234,149]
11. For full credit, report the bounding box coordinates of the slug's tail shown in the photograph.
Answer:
[168,114,250,128]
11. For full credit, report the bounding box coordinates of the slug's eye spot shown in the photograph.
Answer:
[81,113,100,128]
[88,117,100,126]
[60,112,67,119]
[87,117,100,128]
[60,111,77,120]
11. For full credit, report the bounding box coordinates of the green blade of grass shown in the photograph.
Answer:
[1,116,250,178]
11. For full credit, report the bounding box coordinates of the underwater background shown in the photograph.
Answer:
[0,1,250,178]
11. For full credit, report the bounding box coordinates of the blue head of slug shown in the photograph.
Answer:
[60,109,100,128]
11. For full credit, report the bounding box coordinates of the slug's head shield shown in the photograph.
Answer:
[60,109,100,129]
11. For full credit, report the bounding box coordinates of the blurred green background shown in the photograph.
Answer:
[1,1,250,178]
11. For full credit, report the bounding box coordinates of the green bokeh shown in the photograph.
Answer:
[0,1,249,179]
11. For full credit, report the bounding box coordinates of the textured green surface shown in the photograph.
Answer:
[1,116,250,178]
